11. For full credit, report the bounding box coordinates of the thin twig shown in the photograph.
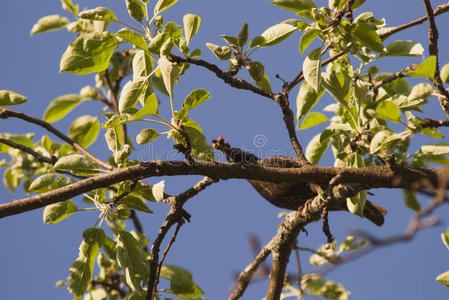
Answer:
[0,138,57,164]
[0,108,113,170]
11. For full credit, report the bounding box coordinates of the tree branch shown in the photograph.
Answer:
[0,160,445,218]
[0,108,113,171]
[0,137,57,164]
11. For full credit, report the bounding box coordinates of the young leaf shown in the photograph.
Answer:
[133,93,159,119]
[296,81,324,122]
[78,7,117,22]
[0,90,27,107]
[376,101,401,122]
[160,265,198,295]
[105,127,122,152]
[68,115,100,148]
[420,142,449,155]
[298,112,328,130]
[54,154,101,175]
[158,56,181,98]
[152,180,165,202]
[352,21,384,52]
[303,47,322,92]
[436,271,449,287]
[269,0,316,12]
[205,43,232,60]
[407,56,436,78]
[260,23,297,47]
[306,133,330,164]
[116,230,149,293]
[237,23,249,47]
[30,15,69,35]
[79,86,98,100]
[118,80,148,114]
[68,229,103,298]
[299,28,319,54]
[136,128,160,145]
[43,200,78,224]
[43,94,83,123]
[407,83,433,101]
[183,14,201,46]
[440,63,449,83]
[221,35,238,46]
[247,61,272,92]
[154,0,178,15]
[148,32,170,54]
[402,189,421,212]
[442,228,449,250]
[30,173,75,193]
[369,130,402,154]
[116,29,148,51]
[178,89,211,119]
[380,40,424,57]
[133,50,154,81]
[60,32,119,75]
[249,36,266,48]
[117,195,153,213]
[126,0,145,22]
[61,0,79,16]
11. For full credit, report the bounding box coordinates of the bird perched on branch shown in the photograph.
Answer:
[212,136,386,226]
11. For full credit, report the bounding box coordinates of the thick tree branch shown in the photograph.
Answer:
[0,138,57,164]
[0,161,445,218]
[0,108,113,171]
[422,0,449,117]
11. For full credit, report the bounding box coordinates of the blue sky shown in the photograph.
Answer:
[1,0,449,299]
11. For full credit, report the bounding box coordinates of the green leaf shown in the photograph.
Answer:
[160,265,197,295]
[436,271,449,286]
[116,230,149,293]
[116,29,148,51]
[402,189,421,212]
[298,112,328,130]
[306,133,330,164]
[117,195,153,213]
[79,86,98,100]
[221,35,238,46]
[152,180,165,202]
[68,115,100,148]
[369,130,402,154]
[178,89,211,119]
[136,128,160,145]
[154,0,178,15]
[249,36,266,48]
[118,80,148,114]
[260,23,297,47]
[299,28,319,54]
[376,101,401,122]
[440,63,449,83]
[105,127,122,152]
[442,228,449,250]
[238,23,249,47]
[420,142,449,155]
[183,14,201,46]
[296,81,324,122]
[30,173,75,193]
[303,47,322,92]
[347,190,366,217]
[61,0,79,16]
[3,168,23,192]
[407,83,433,101]
[0,90,27,107]
[158,56,181,98]
[43,94,83,123]
[126,0,145,22]
[0,133,34,153]
[68,229,103,298]
[43,200,78,224]
[270,0,316,12]
[132,50,154,81]
[408,56,437,78]
[302,274,350,300]
[60,32,119,75]
[205,43,232,60]
[54,154,101,175]
[247,61,272,92]
[380,40,424,57]
[134,93,159,119]
[30,15,69,35]
[148,32,170,54]
[79,7,117,22]
[352,21,384,52]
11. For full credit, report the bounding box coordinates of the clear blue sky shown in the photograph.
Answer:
[1,0,449,299]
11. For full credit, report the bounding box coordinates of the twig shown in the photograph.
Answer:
[417,117,449,128]
[146,176,216,300]
[0,108,113,171]
[422,0,449,117]
[0,138,57,164]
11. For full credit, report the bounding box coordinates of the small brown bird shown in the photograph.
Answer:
[212,136,386,226]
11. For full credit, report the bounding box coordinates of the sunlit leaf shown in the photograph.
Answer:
[43,94,83,123]
[299,28,319,54]
[270,0,316,12]
[116,28,148,51]
[68,115,100,148]
[298,112,328,130]
[306,133,330,164]
[117,195,153,213]
[205,43,232,60]
[436,271,449,286]
[79,7,117,22]
[126,0,145,22]
[260,23,297,47]
[297,81,324,122]
[30,173,75,193]
[238,23,249,47]
[154,0,178,15]
[136,128,160,145]
[30,15,69,35]
[0,90,27,107]
[43,200,78,224]
[183,14,201,46]
[402,189,421,212]
[54,154,101,175]
[376,101,401,122]
[408,56,436,78]
[158,56,181,98]
[381,40,424,57]
[303,47,321,92]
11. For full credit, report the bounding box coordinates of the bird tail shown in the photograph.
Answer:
[363,201,387,226]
